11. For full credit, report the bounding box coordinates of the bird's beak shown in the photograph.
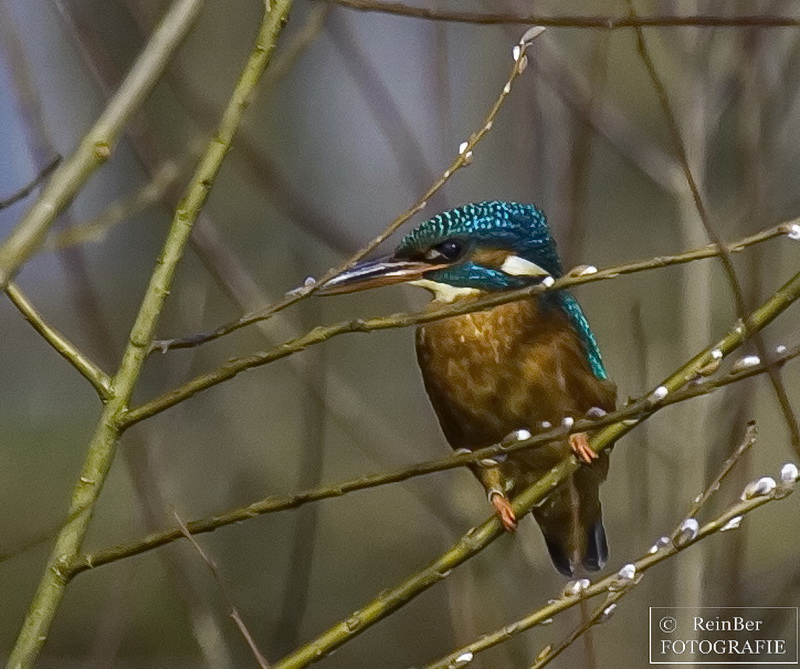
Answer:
[317,256,447,295]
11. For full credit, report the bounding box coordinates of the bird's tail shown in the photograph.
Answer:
[532,467,608,577]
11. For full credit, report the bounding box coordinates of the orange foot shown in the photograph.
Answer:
[490,492,517,532]
[569,432,598,464]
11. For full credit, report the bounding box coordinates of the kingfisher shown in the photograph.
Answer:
[320,201,616,576]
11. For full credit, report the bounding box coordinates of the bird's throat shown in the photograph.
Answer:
[409,278,483,303]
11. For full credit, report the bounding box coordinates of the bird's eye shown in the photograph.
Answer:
[426,239,463,262]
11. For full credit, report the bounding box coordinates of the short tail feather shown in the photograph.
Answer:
[541,517,607,577]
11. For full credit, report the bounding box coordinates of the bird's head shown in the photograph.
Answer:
[321,201,561,301]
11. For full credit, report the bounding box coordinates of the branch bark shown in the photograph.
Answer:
[128,222,796,425]
[69,343,800,576]
[6,1,294,665]
[322,2,800,28]
[0,0,205,291]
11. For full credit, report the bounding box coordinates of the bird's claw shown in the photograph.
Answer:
[569,432,597,464]
[490,492,517,532]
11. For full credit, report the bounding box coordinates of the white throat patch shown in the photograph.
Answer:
[409,279,482,303]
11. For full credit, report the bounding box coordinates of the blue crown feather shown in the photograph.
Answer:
[402,201,608,380]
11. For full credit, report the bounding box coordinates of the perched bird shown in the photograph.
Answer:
[321,201,616,576]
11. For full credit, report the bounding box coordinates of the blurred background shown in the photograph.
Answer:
[2,0,800,667]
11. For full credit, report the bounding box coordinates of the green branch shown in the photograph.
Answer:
[430,424,766,668]
[69,342,800,576]
[0,0,204,291]
[5,2,294,666]
[267,265,800,668]
[149,220,793,356]
[5,283,112,398]
[128,221,795,425]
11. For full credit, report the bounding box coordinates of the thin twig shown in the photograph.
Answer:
[683,421,758,520]
[148,221,790,356]
[132,222,797,422]
[428,425,785,669]
[5,282,112,398]
[174,513,271,669]
[263,4,330,88]
[69,341,800,577]
[626,0,800,455]
[177,24,546,333]
[323,1,800,28]
[0,156,61,210]
[529,592,623,669]
[44,158,184,250]
[0,0,205,291]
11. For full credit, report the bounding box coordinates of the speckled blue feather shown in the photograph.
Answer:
[401,201,608,380]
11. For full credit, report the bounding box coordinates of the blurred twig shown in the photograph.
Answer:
[322,2,800,28]
[0,156,61,210]
[327,10,438,197]
[683,422,758,521]
[271,275,328,654]
[562,32,609,265]
[43,158,184,250]
[175,513,271,669]
[627,0,800,456]
[5,283,112,398]
[0,0,205,291]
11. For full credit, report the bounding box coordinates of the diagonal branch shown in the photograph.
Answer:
[128,222,797,425]
[626,0,800,455]
[6,2,295,666]
[69,342,800,577]
[5,282,112,398]
[0,0,205,291]
[174,513,271,669]
[147,220,792,356]
[524,422,764,669]
[171,25,546,332]
[263,263,800,667]
[431,446,793,668]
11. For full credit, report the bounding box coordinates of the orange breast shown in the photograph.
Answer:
[416,297,615,458]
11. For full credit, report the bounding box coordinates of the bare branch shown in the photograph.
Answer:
[0,156,61,210]
[430,462,794,669]
[174,513,271,669]
[131,222,796,424]
[626,0,800,455]
[5,283,112,398]
[0,0,205,291]
[6,1,295,664]
[322,1,800,28]
[683,421,758,521]
[44,158,184,251]
[188,25,546,330]
[70,342,800,577]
